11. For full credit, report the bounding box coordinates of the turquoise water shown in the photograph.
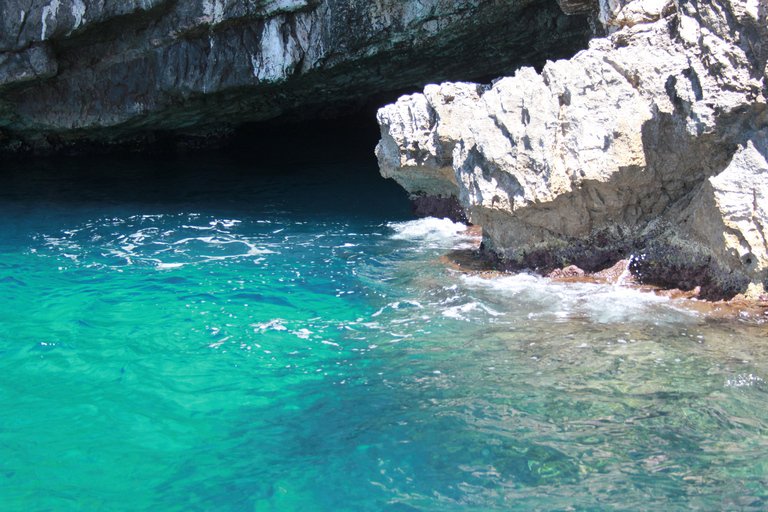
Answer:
[1,144,768,511]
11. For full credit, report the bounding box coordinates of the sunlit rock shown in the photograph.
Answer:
[377,0,768,298]
[599,0,675,32]
[376,82,484,199]
[676,132,768,298]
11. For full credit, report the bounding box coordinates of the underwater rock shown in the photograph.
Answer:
[376,0,768,298]
[0,0,590,156]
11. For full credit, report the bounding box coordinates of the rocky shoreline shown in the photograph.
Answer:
[376,0,768,302]
[2,0,766,307]
[439,225,768,321]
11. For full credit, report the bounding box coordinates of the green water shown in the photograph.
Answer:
[0,149,767,511]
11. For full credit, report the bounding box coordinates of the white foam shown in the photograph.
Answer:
[292,328,312,340]
[388,217,470,249]
[725,373,764,388]
[156,262,185,270]
[253,319,288,332]
[460,273,680,324]
[442,301,502,321]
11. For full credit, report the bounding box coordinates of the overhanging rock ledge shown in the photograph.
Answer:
[0,0,589,156]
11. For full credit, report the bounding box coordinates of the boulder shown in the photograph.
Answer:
[673,131,768,297]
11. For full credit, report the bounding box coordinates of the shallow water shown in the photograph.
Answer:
[1,147,767,511]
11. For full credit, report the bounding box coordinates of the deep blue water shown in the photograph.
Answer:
[1,135,767,511]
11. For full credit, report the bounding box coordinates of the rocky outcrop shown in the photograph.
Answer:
[376,0,768,299]
[0,0,590,156]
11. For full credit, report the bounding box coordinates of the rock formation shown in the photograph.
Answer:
[0,0,590,156]
[376,0,768,299]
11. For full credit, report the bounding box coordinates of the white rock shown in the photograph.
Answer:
[678,132,768,297]
[375,82,483,198]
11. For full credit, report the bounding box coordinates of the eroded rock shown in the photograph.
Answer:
[376,0,768,298]
[376,82,484,200]
[674,131,768,297]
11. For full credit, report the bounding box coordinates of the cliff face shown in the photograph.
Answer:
[377,0,768,299]
[0,0,589,155]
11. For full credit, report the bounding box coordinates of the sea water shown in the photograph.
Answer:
[1,143,767,511]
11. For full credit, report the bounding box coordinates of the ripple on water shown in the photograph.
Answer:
[1,187,767,511]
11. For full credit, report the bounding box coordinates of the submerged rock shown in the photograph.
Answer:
[0,0,590,156]
[376,0,768,299]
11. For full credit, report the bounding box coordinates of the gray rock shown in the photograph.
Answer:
[0,43,56,88]
[555,0,595,15]
[376,0,768,298]
[0,0,590,155]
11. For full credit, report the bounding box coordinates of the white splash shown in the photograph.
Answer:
[442,301,502,321]
[253,319,288,332]
[156,262,185,270]
[293,328,312,340]
[614,255,634,290]
[388,217,471,249]
[725,373,764,388]
[461,272,676,324]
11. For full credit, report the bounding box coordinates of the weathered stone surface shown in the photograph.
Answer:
[599,0,675,32]
[376,0,768,298]
[0,0,169,53]
[555,0,595,15]
[676,131,768,297]
[376,82,484,199]
[0,0,590,156]
[0,44,57,88]
[557,0,677,32]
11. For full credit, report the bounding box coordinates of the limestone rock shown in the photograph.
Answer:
[0,44,57,88]
[0,0,169,53]
[375,82,484,199]
[555,0,595,15]
[376,0,768,297]
[0,0,590,156]
[599,0,675,32]
[677,132,768,298]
